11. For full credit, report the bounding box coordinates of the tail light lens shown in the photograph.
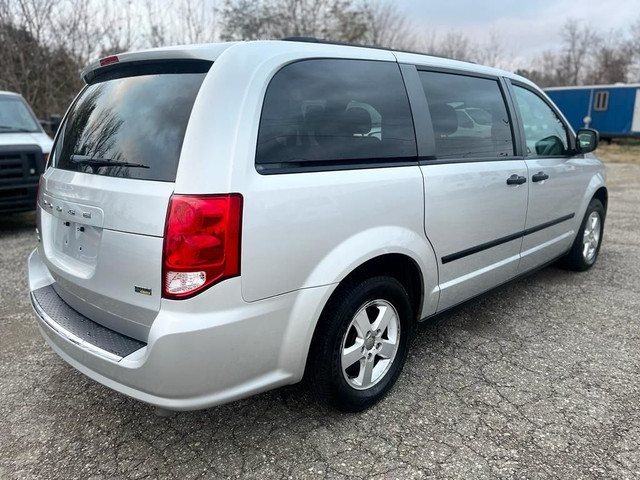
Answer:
[162,194,243,299]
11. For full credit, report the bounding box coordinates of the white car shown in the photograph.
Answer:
[0,91,53,213]
[27,40,606,412]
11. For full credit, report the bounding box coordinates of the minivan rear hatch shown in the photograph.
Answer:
[38,60,211,341]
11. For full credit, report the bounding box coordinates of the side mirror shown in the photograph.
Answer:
[576,128,599,154]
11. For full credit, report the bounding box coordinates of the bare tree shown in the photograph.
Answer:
[143,0,218,48]
[0,0,83,119]
[3,0,640,124]
[585,30,634,84]
[560,19,598,85]
[219,0,368,43]
[426,32,475,62]
[515,50,565,88]
[360,0,416,50]
[474,31,511,69]
[628,16,640,81]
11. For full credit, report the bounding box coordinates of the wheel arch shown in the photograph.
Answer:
[574,171,607,234]
[592,186,608,213]
[332,253,425,323]
[301,253,425,380]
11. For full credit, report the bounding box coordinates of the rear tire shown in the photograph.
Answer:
[563,198,605,271]
[307,276,413,412]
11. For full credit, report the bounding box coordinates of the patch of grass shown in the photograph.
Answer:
[595,140,640,164]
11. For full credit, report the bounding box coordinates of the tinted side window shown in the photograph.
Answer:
[256,59,416,171]
[418,71,514,159]
[513,86,569,157]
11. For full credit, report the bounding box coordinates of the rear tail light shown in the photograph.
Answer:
[162,194,243,299]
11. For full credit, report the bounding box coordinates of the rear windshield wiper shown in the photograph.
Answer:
[70,154,149,169]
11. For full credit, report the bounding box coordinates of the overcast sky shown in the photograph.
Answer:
[393,0,639,67]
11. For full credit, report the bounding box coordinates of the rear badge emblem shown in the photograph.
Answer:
[135,286,152,296]
[82,212,91,219]
[68,209,76,216]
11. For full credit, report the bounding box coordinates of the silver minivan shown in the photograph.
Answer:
[28,39,607,412]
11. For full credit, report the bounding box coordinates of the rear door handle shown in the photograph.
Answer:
[506,174,527,186]
[532,171,550,182]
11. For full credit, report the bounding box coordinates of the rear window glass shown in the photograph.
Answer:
[53,63,209,182]
[418,71,514,159]
[256,59,416,171]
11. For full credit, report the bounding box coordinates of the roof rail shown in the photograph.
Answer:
[280,36,461,62]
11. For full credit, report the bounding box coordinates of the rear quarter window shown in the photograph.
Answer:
[256,59,417,172]
[52,61,210,182]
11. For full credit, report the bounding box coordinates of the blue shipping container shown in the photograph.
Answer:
[545,84,640,139]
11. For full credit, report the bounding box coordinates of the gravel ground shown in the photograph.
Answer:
[1,163,638,480]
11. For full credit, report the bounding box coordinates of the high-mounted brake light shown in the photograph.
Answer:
[162,194,243,300]
[99,55,119,67]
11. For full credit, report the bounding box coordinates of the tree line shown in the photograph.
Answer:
[1,0,639,121]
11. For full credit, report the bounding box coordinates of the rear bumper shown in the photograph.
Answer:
[27,249,334,410]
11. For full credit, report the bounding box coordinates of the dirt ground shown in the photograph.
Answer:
[1,162,639,479]
[596,140,640,164]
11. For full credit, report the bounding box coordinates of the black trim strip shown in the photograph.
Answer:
[421,248,573,324]
[257,157,418,175]
[441,231,523,264]
[441,213,575,264]
[415,65,498,81]
[524,213,575,236]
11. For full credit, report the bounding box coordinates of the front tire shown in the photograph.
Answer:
[564,198,605,271]
[307,276,413,412]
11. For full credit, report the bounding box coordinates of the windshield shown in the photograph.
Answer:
[0,96,41,133]
[53,63,210,182]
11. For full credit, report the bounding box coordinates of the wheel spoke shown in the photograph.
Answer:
[352,309,371,336]
[359,358,374,387]
[372,305,395,333]
[378,339,395,359]
[342,340,364,369]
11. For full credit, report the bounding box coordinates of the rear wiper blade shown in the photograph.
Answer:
[70,154,149,169]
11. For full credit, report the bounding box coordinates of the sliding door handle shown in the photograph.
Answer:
[506,174,527,186]
[532,171,550,182]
